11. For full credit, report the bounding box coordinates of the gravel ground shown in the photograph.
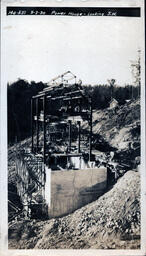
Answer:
[9,170,140,249]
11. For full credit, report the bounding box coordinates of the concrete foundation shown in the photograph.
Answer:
[45,166,107,218]
[16,154,107,218]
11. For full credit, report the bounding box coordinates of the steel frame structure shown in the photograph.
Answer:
[31,73,93,163]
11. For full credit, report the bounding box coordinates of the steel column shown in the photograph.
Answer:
[89,99,92,162]
[43,95,46,163]
[36,98,39,153]
[31,98,34,153]
[68,120,72,152]
[77,121,81,153]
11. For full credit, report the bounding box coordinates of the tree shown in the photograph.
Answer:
[130,49,141,98]
[8,79,46,144]
[107,79,116,100]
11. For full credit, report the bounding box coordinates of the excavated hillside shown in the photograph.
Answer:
[92,99,140,151]
[8,171,140,249]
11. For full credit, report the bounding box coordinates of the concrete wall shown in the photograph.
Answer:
[16,155,107,218]
[45,167,107,218]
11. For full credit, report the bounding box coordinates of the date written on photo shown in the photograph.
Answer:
[7,7,140,17]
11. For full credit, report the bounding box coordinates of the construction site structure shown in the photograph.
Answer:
[15,72,107,218]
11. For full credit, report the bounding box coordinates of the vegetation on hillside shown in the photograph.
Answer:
[8,79,140,144]
[8,79,46,144]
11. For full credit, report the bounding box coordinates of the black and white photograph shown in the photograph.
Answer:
[0,0,145,255]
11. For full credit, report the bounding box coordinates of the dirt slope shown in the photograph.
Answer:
[92,99,140,151]
[9,170,140,249]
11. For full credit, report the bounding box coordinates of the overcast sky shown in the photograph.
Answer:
[3,14,141,86]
